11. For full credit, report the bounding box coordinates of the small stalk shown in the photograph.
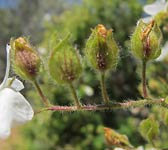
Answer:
[48,98,167,112]
[100,71,109,104]
[69,82,82,109]
[33,80,50,106]
[142,60,148,98]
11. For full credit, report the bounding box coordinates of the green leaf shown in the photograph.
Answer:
[139,117,159,143]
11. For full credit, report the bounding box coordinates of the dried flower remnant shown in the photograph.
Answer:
[104,127,134,149]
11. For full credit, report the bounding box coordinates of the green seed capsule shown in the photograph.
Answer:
[85,24,119,72]
[49,34,82,84]
[11,37,41,81]
[131,20,162,61]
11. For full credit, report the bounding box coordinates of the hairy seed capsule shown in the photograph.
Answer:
[131,20,162,61]
[85,24,119,72]
[49,34,82,84]
[11,37,41,81]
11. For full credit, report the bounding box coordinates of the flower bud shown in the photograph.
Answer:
[49,34,82,84]
[131,20,162,61]
[85,24,119,72]
[11,37,41,81]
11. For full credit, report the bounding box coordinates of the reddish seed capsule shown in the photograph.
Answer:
[11,37,41,81]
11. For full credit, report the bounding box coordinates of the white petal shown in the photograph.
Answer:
[6,44,10,54]
[7,78,24,92]
[0,88,33,129]
[156,42,168,61]
[0,45,11,90]
[0,89,13,139]
[143,0,165,15]
[12,92,34,126]
[10,90,34,125]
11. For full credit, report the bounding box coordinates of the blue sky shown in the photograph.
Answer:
[0,0,20,8]
[0,0,146,9]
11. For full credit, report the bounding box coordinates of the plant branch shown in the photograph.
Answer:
[46,98,167,112]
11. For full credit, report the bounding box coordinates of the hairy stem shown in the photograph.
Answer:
[33,80,50,106]
[100,71,109,104]
[142,60,148,98]
[47,98,166,112]
[69,82,82,108]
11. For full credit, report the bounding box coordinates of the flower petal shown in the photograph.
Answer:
[143,0,166,15]
[0,88,13,139]
[0,44,11,90]
[156,42,168,61]
[7,78,24,92]
[0,88,34,128]
[10,90,34,126]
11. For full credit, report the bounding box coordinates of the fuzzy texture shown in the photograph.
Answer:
[131,20,162,61]
[49,34,82,84]
[85,24,119,72]
[11,37,41,81]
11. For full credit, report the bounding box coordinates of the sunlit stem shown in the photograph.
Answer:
[69,82,82,109]
[33,79,50,106]
[142,60,148,98]
[100,71,109,104]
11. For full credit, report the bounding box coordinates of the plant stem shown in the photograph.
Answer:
[33,80,50,106]
[100,71,109,104]
[142,60,148,98]
[69,82,82,108]
[47,98,167,112]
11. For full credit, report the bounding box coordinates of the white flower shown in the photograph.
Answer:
[144,0,166,17]
[0,44,34,139]
[156,41,168,61]
[143,0,166,23]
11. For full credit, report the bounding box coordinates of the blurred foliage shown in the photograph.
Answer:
[2,0,168,150]
[0,0,66,79]
[139,117,159,144]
